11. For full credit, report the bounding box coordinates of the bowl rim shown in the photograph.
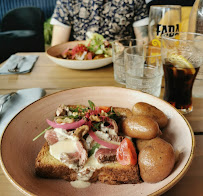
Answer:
[0,86,195,196]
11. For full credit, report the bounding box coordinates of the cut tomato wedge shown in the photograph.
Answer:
[116,138,137,166]
[71,44,88,59]
[98,106,111,113]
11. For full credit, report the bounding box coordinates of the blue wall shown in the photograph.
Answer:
[0,0,57,22]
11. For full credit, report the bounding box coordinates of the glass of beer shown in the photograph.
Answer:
[148,5,181,48]
[161,32,203,114]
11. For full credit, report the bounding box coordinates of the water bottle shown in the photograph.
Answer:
[189,0,203,97]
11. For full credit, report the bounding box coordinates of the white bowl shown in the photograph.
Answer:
[46,41,112,70]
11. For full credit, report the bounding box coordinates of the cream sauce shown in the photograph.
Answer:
[49,139,77,160]
[70,180,91,189]
[54,128,77,141]
[100,123,116,135]
[49,132,114,188]
[77,153,104,181]
[95,131,120,145]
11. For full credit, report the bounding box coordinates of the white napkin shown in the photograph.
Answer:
[0,88,46,135]
[0,54,39,75]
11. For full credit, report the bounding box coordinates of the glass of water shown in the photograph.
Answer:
[124,45,163,97]
[112,39,146,85]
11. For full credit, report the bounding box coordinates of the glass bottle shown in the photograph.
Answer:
[189,0,203,97]
[148,5,181,56]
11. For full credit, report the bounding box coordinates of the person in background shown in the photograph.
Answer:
[147,0,195,7]
[50,0,149,46]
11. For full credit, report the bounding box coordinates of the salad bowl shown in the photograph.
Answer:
[0,86,194,196]
[46,41,112,70]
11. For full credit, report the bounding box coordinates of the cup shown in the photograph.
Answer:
[148,5,181,47]
[161,32,203,114]
[112,39,146,85]
[124,45,163,97]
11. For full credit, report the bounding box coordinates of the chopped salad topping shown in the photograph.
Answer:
[59,32,112,60]
[33,100,137,166]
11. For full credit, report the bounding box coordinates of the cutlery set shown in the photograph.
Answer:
[8,57,25,73]
[0,92,17,113]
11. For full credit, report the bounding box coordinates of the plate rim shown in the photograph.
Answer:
[0,86,195,196]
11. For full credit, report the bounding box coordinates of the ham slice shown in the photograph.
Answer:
[86,52,93,60]
[44,129,58,145]
[76,140,88,166]
[60,141,88,166]
[95,148,117,163]
[60,152,80,164]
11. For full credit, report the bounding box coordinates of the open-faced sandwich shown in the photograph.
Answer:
[34,101,176,188]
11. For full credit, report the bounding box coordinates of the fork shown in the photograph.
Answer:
[0,92,17,113]
[8,57,25,73]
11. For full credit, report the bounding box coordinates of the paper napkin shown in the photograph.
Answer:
[0,54,39,75]
[0,88,46,135]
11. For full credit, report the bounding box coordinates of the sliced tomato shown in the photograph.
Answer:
[116,138,137,166]
[71,44,88,59]
[98,106,111,113]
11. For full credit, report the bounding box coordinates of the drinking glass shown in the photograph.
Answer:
[161,32,203,114]
[125,45,163,97]
[112,39,146,85]
[148,5,181,47]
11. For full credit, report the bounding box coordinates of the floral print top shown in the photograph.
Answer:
[52,0,148,41]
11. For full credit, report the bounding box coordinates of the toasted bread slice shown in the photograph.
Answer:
[35,143,77,181]
[35,143,141,185]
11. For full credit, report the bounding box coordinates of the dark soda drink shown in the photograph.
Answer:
[163,62,199,112]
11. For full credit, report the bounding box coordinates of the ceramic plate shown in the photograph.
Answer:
[46,41,112,70]
[0,87,194,196]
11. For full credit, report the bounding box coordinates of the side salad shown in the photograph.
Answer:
[59,32,112,60]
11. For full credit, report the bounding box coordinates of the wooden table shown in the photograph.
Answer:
[0,53,202,196]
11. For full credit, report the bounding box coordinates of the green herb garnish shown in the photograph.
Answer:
[107,108,121,122]
[33,126,52,141]
[68,115,80,119]
[69,106,79,112]
[92,122,102,132]
[81,107,89,113]
[88,143,100,157]
[69,105,89,113]
[88,100,95,110]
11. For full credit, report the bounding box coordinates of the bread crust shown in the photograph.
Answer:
[35,143,77,181]
[98,164,141,184]
[35,143,141,184]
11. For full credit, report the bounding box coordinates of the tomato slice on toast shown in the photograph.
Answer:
[116,138,137,166]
